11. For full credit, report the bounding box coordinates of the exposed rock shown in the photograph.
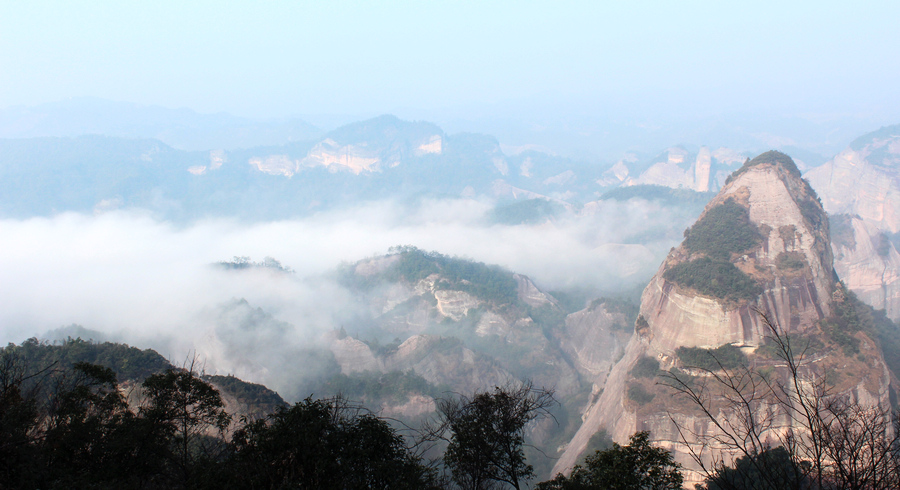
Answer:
[387,335,511,394]
[806,125,900,318]
[604,146,746,192]
[806,125,900,233]
[515,273,557,308]
[379,393,436,419]
[434,289,480,321]
[830,215,900,319]
[558,302,629,381]
[248,154,298,176]
[302,138,381,174]
[330,337,383,374]
[554,152,894,486]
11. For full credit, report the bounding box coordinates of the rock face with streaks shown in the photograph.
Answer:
[806,125,900,319]
[806,125,900,233]
[829,214,900,319]
[554,151,894,486]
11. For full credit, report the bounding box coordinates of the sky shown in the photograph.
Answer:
[2,1,899,123]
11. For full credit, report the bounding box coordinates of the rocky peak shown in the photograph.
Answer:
[553,151,893,485]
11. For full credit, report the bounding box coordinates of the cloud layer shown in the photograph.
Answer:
[0,197,698,390]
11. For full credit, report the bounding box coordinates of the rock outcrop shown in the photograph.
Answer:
[555,151,894,486]
[829,214,900,319]
[806,125,900,233]
[806,125,900,318]
[600,146,746,192]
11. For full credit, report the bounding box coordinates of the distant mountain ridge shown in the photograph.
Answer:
[0,97,323,150]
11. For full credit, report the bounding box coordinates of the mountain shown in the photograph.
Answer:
[15,337,287,424]
[0,115,613,219]
[598,146,747,192]
[806,125,900,232]
[828,213,900,319]
[553,151,895,484]
[195,247,636,477]
[805,124,900,319]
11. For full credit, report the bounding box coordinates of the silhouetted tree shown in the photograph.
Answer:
[228,396,435,489]
[429,382,556,490]
[537,431,683,490]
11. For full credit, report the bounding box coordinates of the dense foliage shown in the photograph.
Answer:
[228,397,435,489]
[630,355,662,379]
[215,256,295,273]
[682,198,761,259]
[675,344,747,371]
[626,384,655,404]
[438,384,556,490]
[822,284,900,365]
[664,257,762,302]
[537,431,683,490]
[0,342,435,489]
[702,446,807,490]
[775,251,807,270]
[383,246,521,305]
[5,337,170,381]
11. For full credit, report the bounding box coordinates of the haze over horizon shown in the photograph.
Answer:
[3,2,900,157]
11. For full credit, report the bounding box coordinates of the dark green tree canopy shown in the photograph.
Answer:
[538,431,683,490]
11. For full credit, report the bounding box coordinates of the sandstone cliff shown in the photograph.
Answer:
[829,214,900,319]
[600,146,746,192]
[806,125,900,319]
[806,125,900,233]
[554,151,894,486]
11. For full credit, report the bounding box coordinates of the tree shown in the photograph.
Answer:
[140,367,231,486]
[537,431,683,490]
[704,446,806,490]
[431,382,556,490]
[664,310,900,490]
[228,396,435,489]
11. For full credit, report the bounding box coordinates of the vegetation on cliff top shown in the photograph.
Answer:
[5,337,171,382]
[664,257,762,302]
[683,198,762,260]
[725,150,801,184]
[675,343,747,371]
[345,246,520,306]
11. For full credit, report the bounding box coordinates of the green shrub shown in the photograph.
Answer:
[630,355,661,379]
[675,344,746,371]
[775,252,806,270]
[627,384,655,404]
[387,247,520,305]
[683,198,762,260]
[664,257,762,302]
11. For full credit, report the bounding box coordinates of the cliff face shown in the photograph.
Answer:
[830,214,900,319]
[554,152,894,485]
[806,125,900,233]
[600,146,746,192]
[806,125,900,319]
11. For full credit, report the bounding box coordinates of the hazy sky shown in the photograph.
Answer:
[2,1,899,121]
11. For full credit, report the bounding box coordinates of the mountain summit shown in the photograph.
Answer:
[553,151,894,484]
